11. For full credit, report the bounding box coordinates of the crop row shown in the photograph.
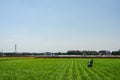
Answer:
[0,58,120,80]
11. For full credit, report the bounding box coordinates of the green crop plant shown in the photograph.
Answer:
[0,58,120,80]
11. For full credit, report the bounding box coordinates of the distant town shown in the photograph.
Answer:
[0,49,120,57]
[0,44,120,57]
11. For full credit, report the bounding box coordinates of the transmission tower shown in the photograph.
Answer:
[15,44,17,53]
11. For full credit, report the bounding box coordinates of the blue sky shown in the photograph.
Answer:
[0,0,120,52]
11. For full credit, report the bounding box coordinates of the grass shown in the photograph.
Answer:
[0,58,120,80]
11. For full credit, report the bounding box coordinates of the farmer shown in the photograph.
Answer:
[87,59,93,67]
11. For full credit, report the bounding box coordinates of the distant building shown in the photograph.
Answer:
[119,49,120,51]
[0,52,3,56]
[44,52,54,56]
[99,50,111,55]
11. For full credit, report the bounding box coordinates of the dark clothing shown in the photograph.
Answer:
[87,59,93,67]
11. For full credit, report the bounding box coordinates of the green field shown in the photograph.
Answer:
[0,58,120,80]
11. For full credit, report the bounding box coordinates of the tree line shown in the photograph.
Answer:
[0,50,120,56]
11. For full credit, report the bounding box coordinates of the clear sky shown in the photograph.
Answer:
[0,0,120,52]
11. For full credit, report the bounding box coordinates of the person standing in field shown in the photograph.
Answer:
[87,59,93,67]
